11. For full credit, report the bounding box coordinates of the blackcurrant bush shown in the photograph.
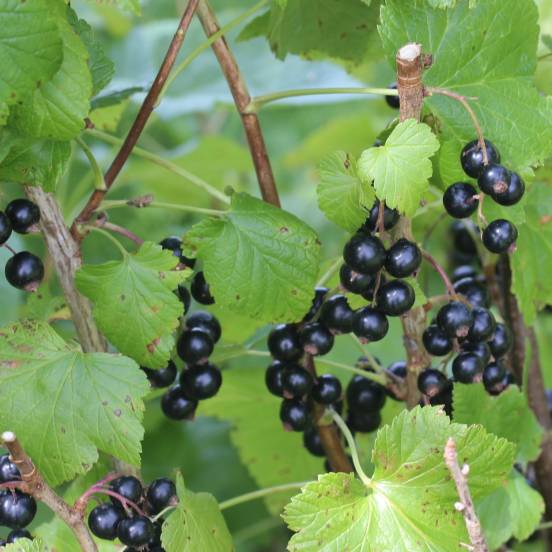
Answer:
[385,238,422,278]
[417,369,448,397]
[454,279,490,308]
[351,307,389,342]
[176,284,191,314]
[190,271,214,304]
[343,233,386,275]
[7,529,32,543]
[5,199,40,234]
[110,476,143,505]
[452,352,484,383]
[488,323,512,358]
[180,363,222,400]
[347,409,382,433]
[280,399,309,431]
[0,454,20,483]
[141,360,177,388]
[460,139,500,178]
[443,182,479,218]
[385,84,400,109]
[303,427,325,457]
[161,384,198,420]
[147,478,177,514]
[265,361,285,397]
[483,361,507,394]
[267,324,302,362]
[0,212,12,245]
[451,265,478,283]
[312,374,342,404]
[478,164,511,196]
[422,324,453,356]
[5,251,44,292]
[467,307,496,342]
[186,311,221,343]
[319,295,353,334]
[303,286,329,322]
[346,376,386,412]
[482,219,518,253]
[437,301,473,338]
[339,264,377,295]
[299,322,334,356]
[0,490,37,528]
[362,201,400,232]
[376,279,415,316]
[492,171,525,206]
[461,341,492,366]
[451,221,478,255]
[88,503,125,540]
[117,516,155,547]
[281,364,313,398]
[176,328,214,364]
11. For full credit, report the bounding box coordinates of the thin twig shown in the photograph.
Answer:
[2,243,17,256]
[96,221,144,246]
[218,481,309,511]
[422,250,456,296]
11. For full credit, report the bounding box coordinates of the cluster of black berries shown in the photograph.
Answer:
[0,454,37,546]
[443,139,523,253]
[88,475,176,550]
[0,199,44,292]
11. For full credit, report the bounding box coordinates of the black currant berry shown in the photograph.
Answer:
[483,361,507,394]
[110,476,143,505]
[0,454,20,483]
[147,478,177,514]
[422,325,453,356]
[319,295,353,334]
[343,233,386,275]
[460,139,500,178]
[141,360,177,389]
[88,503,124,540]
[303,287,329,322]
[5,199,40,234]
[467,307,496,342]
[280,399,309,431]
[186,311,221,343]
[376,279,415,316]
[488,323,512,358]
[478,164,511,196]
[437,301,473,338]
[5,251,44,292]
[352,307,389,342]
[190,271,214,304]
[451,265,479,283]
[267,324,302,362]
[117,516,155,547]
[417,369,448,398]
[443,182,479,219]
[312,374,342,405]
[346,376,386,412]
[339,264,377,295]
[281,364,313,398]
[0,212,12,245]
[7,529,32,543]
[0,490,37,529]
[385,84,400,109]
[461,341,492,366]
[265,361,285,397]
[180,363,222,400]
[363,201,400,232]
[451,221,478,256]
[482,219,518,253]
[385,239,422,278]
[454,279,490,308]
[176,284,191,314]
[452,352,484,383]
[303,427,325,457]
[161,384,198,420]
[176,328,214,364]
[347,409,382,433]
[159,236,196,268]
[299,322,334,356]
[493,171,525,206]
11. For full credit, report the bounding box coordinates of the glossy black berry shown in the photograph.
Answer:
[451,221,478,255]
[265,361,285,397]
[422,324,453,356]
[319,295,353,334]
[493,171,525,206]
[385,239,422,278]
[483,361,507,394]
[190,271,214,304]
[0,212,12,245]
[303,427,325,457]
[281,364,313,398]
[460,139,500,178]
[436,301,473,338]
[352,307,389,342]
[186,311,221,343]
[385,84,400,109]
[482,219,518,253]
[312,374,342,404]
[363,201,400,232]
[303,286,329,322]
[343,233,386,275]
[110,476,143,505]
[461,341,492,366]
[454,279,490,308]
[5,199,40,234]
[180,363,222,400]
[488,323,512,358]
[147,478,177,514]
[452,352,484,383]
[478,164,511,196]
[280,399,309,431]
[141,360,177,389]
[0,490,37,529]
[299,322,334,356]
[339,264,377,295]
[88,503,124,540]
[467,307,496,342]
[5,251,44,291]
[417,369,448,398]
[347,409,381,433]
[443,182,479,218]
[451,265,479,283]
[0,454,20,483]
[267,324,302,362]
[117,516,155,547]
[376,279,415,316]
[161,384,198,420]
[176,328,214,364]
[346,376,386,412]
[176,284,191,314]
[159,236,196,268]
[7,529,32,543]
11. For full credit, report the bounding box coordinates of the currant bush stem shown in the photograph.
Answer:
[2,243,17,256]
[316,256,342,287]
[315,357,386,385]
[421,250,456,296]
[97,221,145,246]
[84,226,129,257]
[349,334,383,373]
[218,481,310,510]
[100,198,226,217]
[75,136,107,191]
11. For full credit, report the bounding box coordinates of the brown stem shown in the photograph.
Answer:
[422,250,456,296]
[71,0,200,238]
[95,220,144,246]
[196,0,280,207]
[2,432,98,552]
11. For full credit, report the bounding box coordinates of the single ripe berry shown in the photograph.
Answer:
[265,361,285,397]
[303,287,329,322]
[347,409,382,433]
[312,374,342,404]
[267,324,302,362]
[186,311,221,343]
[180,363,222,400]
[363,201,400,232]
[460,139,500,178]
[319,295,353,334]
[190,271,214,304]
[488,323,512,358]
[467,307,496,342]
[482,219,518,253]
[303,427,325,457]
[7,529,32,543]
[454,279,490,308]
[0,212,12,245]
[280,399,309,431]
[5,251,44,291]
[343,233,386,275]
[0,454,21,483]
[376,279,415,316]
[281,364,313,398]
[352,307,389,342]
[483,361,507,394]
[176,284,191,314]
[141,360,177,389]
[443,182,479,218]
[452,352,484,383]
[346,376,386,412]
[461,341,492,366]
[417,369,448,397]
[385,84,400,109]
[110,476,143,505]
[422,325,453,356]
[385,239,422,278]
[339,264,377,295]
[437,301,473,338]
[5,199,40,234]
[177,328,214,364]
[0,490,37,529]
[451,265,479,283]
[451,221,478,256]
[88,503,125,540]
[147,478,177,514]
[493,171,525,206]
[299,322,334,356]
[161,384,198,420]
[478,164,511,196]
[117,516,155,547]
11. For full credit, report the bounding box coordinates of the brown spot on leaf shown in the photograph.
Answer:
[147,338,161,353]
[279,226,289,234]
[114,409,122,417]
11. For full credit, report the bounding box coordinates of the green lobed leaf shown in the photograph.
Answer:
[162,473,234,552]
[284,406,515,551]
[3,538,46,552]
[0,320,149,486]
[357,119,440,215]
[184,193,321,324]
[76,242,189,369]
